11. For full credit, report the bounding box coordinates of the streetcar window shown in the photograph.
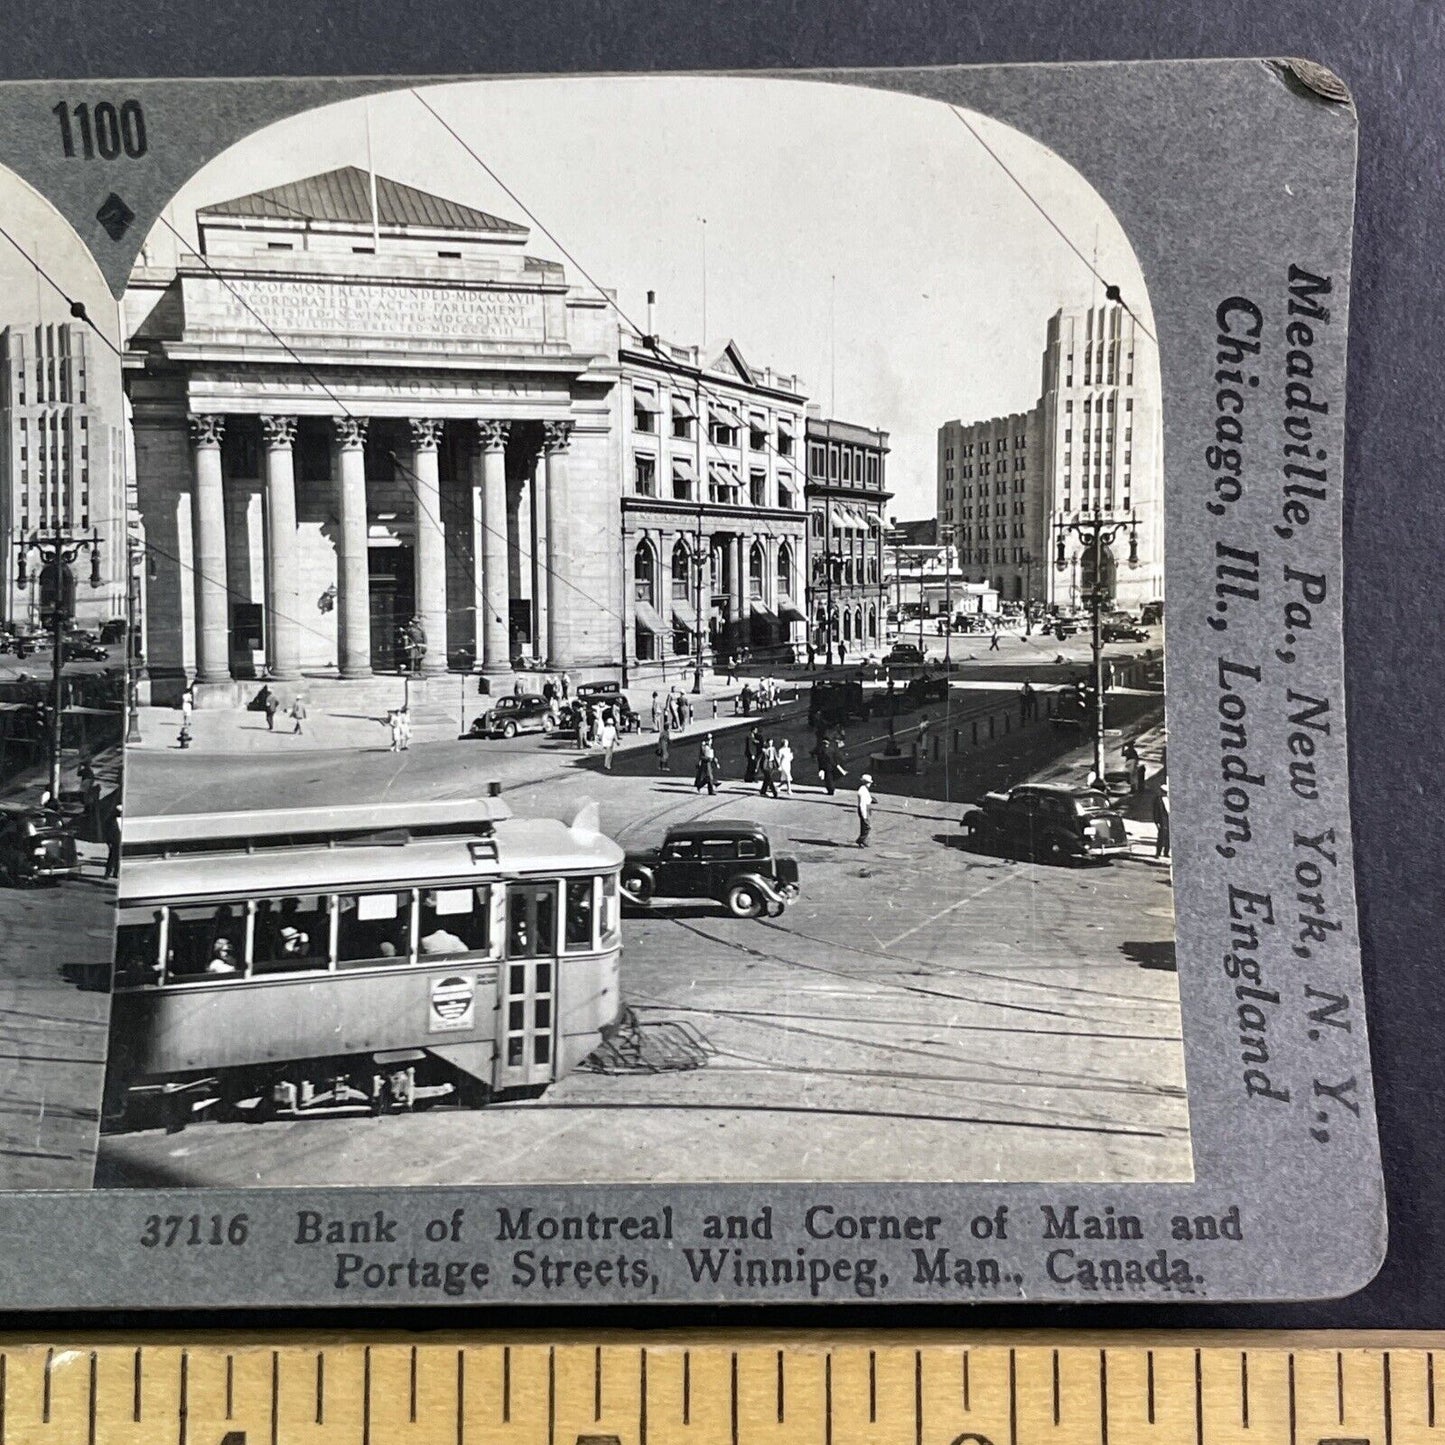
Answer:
[167,902,244,980]
[115,910,163,988]
[600,873,620,948]
[564,877,595,952]
[418,886,490,955]
[507,887,555,958]
[252,895,330,974]
[336,890,412,967]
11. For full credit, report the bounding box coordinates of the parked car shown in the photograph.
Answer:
[622,821,801,918]
[63,638,109,662]
[961,783,1129,865]
[463,694,554,739]
[1101,621,1148,643]
[884,642,929,667]
[0,805,80,886]
[1049,616,1082,640]
[573,681,642,732]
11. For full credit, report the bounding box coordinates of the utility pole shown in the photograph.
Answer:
[1054,509,1139,785]
[942,526,954,670]
[15,527,105,805]
[125,529,144,744]
[692,503,705,694]
[824,495,835,667]
[1021,550,1034,636]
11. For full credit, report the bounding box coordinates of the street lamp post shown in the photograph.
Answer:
[125,531,144,744]
[692,504,706,694]
[941,526,954,670]
[15,527,105,805]
[1021,550,1035,635]
[1054,509,1139,786]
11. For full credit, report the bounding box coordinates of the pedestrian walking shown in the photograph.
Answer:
[1153,783,1171,858]
[989,630,1000,651]
[290,696,307,735]
[79,762,102,839]
[777,738,795,795]
[180,682,194,726]
[398,707,412,752]
[837,639,847,665]
[1021,679,1036,721]
[650,691,661,731]
[681,696,693,728]
[1123,740,1145,793]
[560,671,571,701]
[915,713,930,767]
[712,699,719,719]
[817,733,847,795]
[743,725,763,782]
[694,735,719,795]
[387,710,403,751]
[855,774,875,848]
[725,653,738,686]
[656,720,672,771]
[758,739,780,798]
[264,691,280,731]
[103,801,123,879]
[599,716,619,770]
[806,641,816,670]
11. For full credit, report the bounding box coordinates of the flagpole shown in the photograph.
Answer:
[365,102,380,251]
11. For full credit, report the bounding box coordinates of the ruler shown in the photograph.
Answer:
[0,1334,1436,1445]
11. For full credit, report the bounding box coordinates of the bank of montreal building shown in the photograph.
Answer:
[124,167,843,703]
[936,302,1164,616]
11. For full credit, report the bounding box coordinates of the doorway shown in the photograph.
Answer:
[369,544,415,673]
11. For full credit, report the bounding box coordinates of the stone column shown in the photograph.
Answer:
[476,420,512,677]
[542,421,573,666]
[409,417,448,677]
[730,532,746,647]
[188,413,230,684]
[260,415,300,680]
[333,416,372,679]
[506,475,525,642]
[529,447,547,660]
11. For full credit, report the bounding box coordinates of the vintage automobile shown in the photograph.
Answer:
[572,681,642,733]
[621,821,801,918]
[0,804,81,886]
[62,637,110,662]
[463,694,554,740]
[1049,615,1082,640]
[961,782,1129,865]
[884,641,929,667]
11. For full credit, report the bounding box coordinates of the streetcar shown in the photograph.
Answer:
[103,794,624,1131]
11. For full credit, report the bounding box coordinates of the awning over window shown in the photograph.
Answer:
[634,599,665,634]
[671,396,694,419]
[671,599,699,631]
[671,456,696,480]
[749,601,777,622]
[708,462,739,486]
[778,604,808,624]
[633,390,661,414]
[709,404,741,426]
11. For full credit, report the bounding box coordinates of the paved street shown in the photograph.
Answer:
[99,633,1187,1189]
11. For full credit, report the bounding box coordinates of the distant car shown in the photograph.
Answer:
[1050,616,1082,640]
[463,694,553,739]
[63,639,109,662]
[961,783,1129,865]
[572,682,642,733]
[0,805,80,886]
[885,642,928,667]
[1101,621,1148,643]
[622,821,801,918]
[808,677,871,728]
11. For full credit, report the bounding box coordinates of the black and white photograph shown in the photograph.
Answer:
[0,163,129,1188]
[96,75,1183,1190]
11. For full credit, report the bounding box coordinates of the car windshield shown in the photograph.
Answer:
[494,698,522,711]
[1072,793,1113,816]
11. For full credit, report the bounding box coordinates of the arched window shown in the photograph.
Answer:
[854,606,864,643]
[776,542,793,598]
[671,541,691,600]
[844,558,855,587]
[842,610,853,641]
[634,540,656,605]
[867,605,877,640]
[749,541,764,599]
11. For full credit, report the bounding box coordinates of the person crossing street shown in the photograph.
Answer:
[855,773,875,848]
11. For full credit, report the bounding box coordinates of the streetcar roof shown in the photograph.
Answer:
[123,797,512,850]
[117,815,623,906]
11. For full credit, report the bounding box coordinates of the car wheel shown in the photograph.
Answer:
[1044,835,1074,866]
[726,882,764,919]
[621,868,654,905]
[502,720,517,739]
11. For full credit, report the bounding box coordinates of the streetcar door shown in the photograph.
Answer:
[498,883,558,1090]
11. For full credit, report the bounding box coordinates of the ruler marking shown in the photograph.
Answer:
[1241,1351,1249,1428]
[826,1354,834,1445]
[728,1346,739,1445]
[962,1349,971,1412]
[410,1345,418,1424]
[43,1346,52,1423]
[1384,1351,1394,1445]
[683,1351,691,1426]
[1052,1350,1060,1426]
[1099,1349,1109,1445]
[1336,1351,1345,1423]
[225,1355,233,1421]
[1146,1350,1155,1425]
[270,1351,279,1445]
[550,1347,558,1445]
[914,1349,922,1445]
[868,1351,877,1424]
[133,1346,143,1422]
[777,1350,785,1423]
[363,1346,372,1445]
[1195,1349,1204,1445]
[87,1351,96,1445]
[1008,1349,1018,1445]
[1287,1354,1296,1445]
[179,1351,189,1445]
[0,1352,6,1445]
[503,1346,511,1423]
[593,1345,601,1422]
[1429,1350,1436,1429]
[640,1348,648,1445]
[316,1350,325,1425]
[457,1349,466,1445]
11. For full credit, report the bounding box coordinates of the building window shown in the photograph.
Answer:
[777,542,794,597]
[749,469,767,506]
[749,416,767,450]
[749,542,765,599]
[708,410,739,447]
[635,621,656,662]
[777,473,794,509]
[777,424,794,458]
[811,511,824,537]
[633,389,659,433]
[829,446,839,479]
[708,463,740,505]
[634,454,657,497]
[634,542,657,605]
[671,542,691,600]
[809,442,826,477]
[671,462,695,502]
[672,396,695,439]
